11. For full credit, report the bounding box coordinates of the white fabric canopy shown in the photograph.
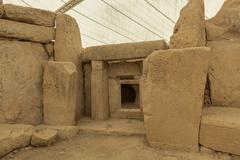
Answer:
[3,0,225,47]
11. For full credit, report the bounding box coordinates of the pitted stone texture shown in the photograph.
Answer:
[170,0,206,49]
[3,4,56,27]
[54,14,84,120]
[141,47,209,151]
[0,40,48,124]
[208,40,240,107]
[0,19,55,43]
[200,107,240,155]
[206,0,240,40]
[0,124,33,158]
[31,128,57,147]
[43,61,78,125]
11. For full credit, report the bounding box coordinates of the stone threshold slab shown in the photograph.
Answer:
[77,118,146,136]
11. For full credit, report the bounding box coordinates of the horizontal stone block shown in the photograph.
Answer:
[83,40,168,61]
[0,19,55,43]
[0,40,48,124]
[108,61,142,77]
[142,47,210,151]
[208,40,240,107]
[3,4,56,27]
[43,61,78,125]
[200,107,240,155]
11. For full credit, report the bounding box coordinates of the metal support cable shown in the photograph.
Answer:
[60,0,135,41]
[99,0,166,40]
[81,33,108,44]
[20,0,32,7]
[144,0,176,24]
[19,0,107,45]
[56,0,84,14]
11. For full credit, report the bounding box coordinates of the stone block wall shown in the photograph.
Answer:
[0,4,56,125]
[0,4,83,125]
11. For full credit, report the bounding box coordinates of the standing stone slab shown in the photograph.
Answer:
[43,61,78,125]
[141,47,209,151]
[208,40,240,107]
[3,4,56,27]
[91,61,109,120]
[0,40,48,124]
[54,14,84,120]
[170,0,206,49]
[0,19,55,43]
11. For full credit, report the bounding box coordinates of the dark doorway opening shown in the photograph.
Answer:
[121,84,139,109]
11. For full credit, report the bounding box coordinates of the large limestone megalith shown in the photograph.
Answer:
[54,14,84,120]
[141,47,209,151]
[0,40,48,125]
[170,0,206,49]
[207,40,240,107]
[206,0,240,40]
[43,61,78,125]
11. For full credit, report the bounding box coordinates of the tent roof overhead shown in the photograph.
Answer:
[3,0,225,47]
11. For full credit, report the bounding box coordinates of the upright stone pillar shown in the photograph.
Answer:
[54,14,84,120]
[43,61,78,125]
[91,61,109,120]
[141,47,209,151]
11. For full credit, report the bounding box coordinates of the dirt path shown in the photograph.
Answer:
[1,133,237,160]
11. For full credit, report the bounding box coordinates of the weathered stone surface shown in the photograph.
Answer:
[170,0,206,49]
[108,61,142,78]
[83,40,168,61]
[43,61,78,125]
[0,124,33,158]
[83,63,91,116]
[141,47,209,151]
[31,128,57,147]
[206,0,240,41]
[36,125,79,140]
[3,4,56,27]
[0,19,55,43]
[91,61,109,120]
[0,40,48,124]
[207,40,240,107]
[200,107,240,155]
[54,14,84,120]
[0,4,3,18]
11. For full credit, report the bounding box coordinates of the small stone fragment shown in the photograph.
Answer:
[31,128,58,147]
